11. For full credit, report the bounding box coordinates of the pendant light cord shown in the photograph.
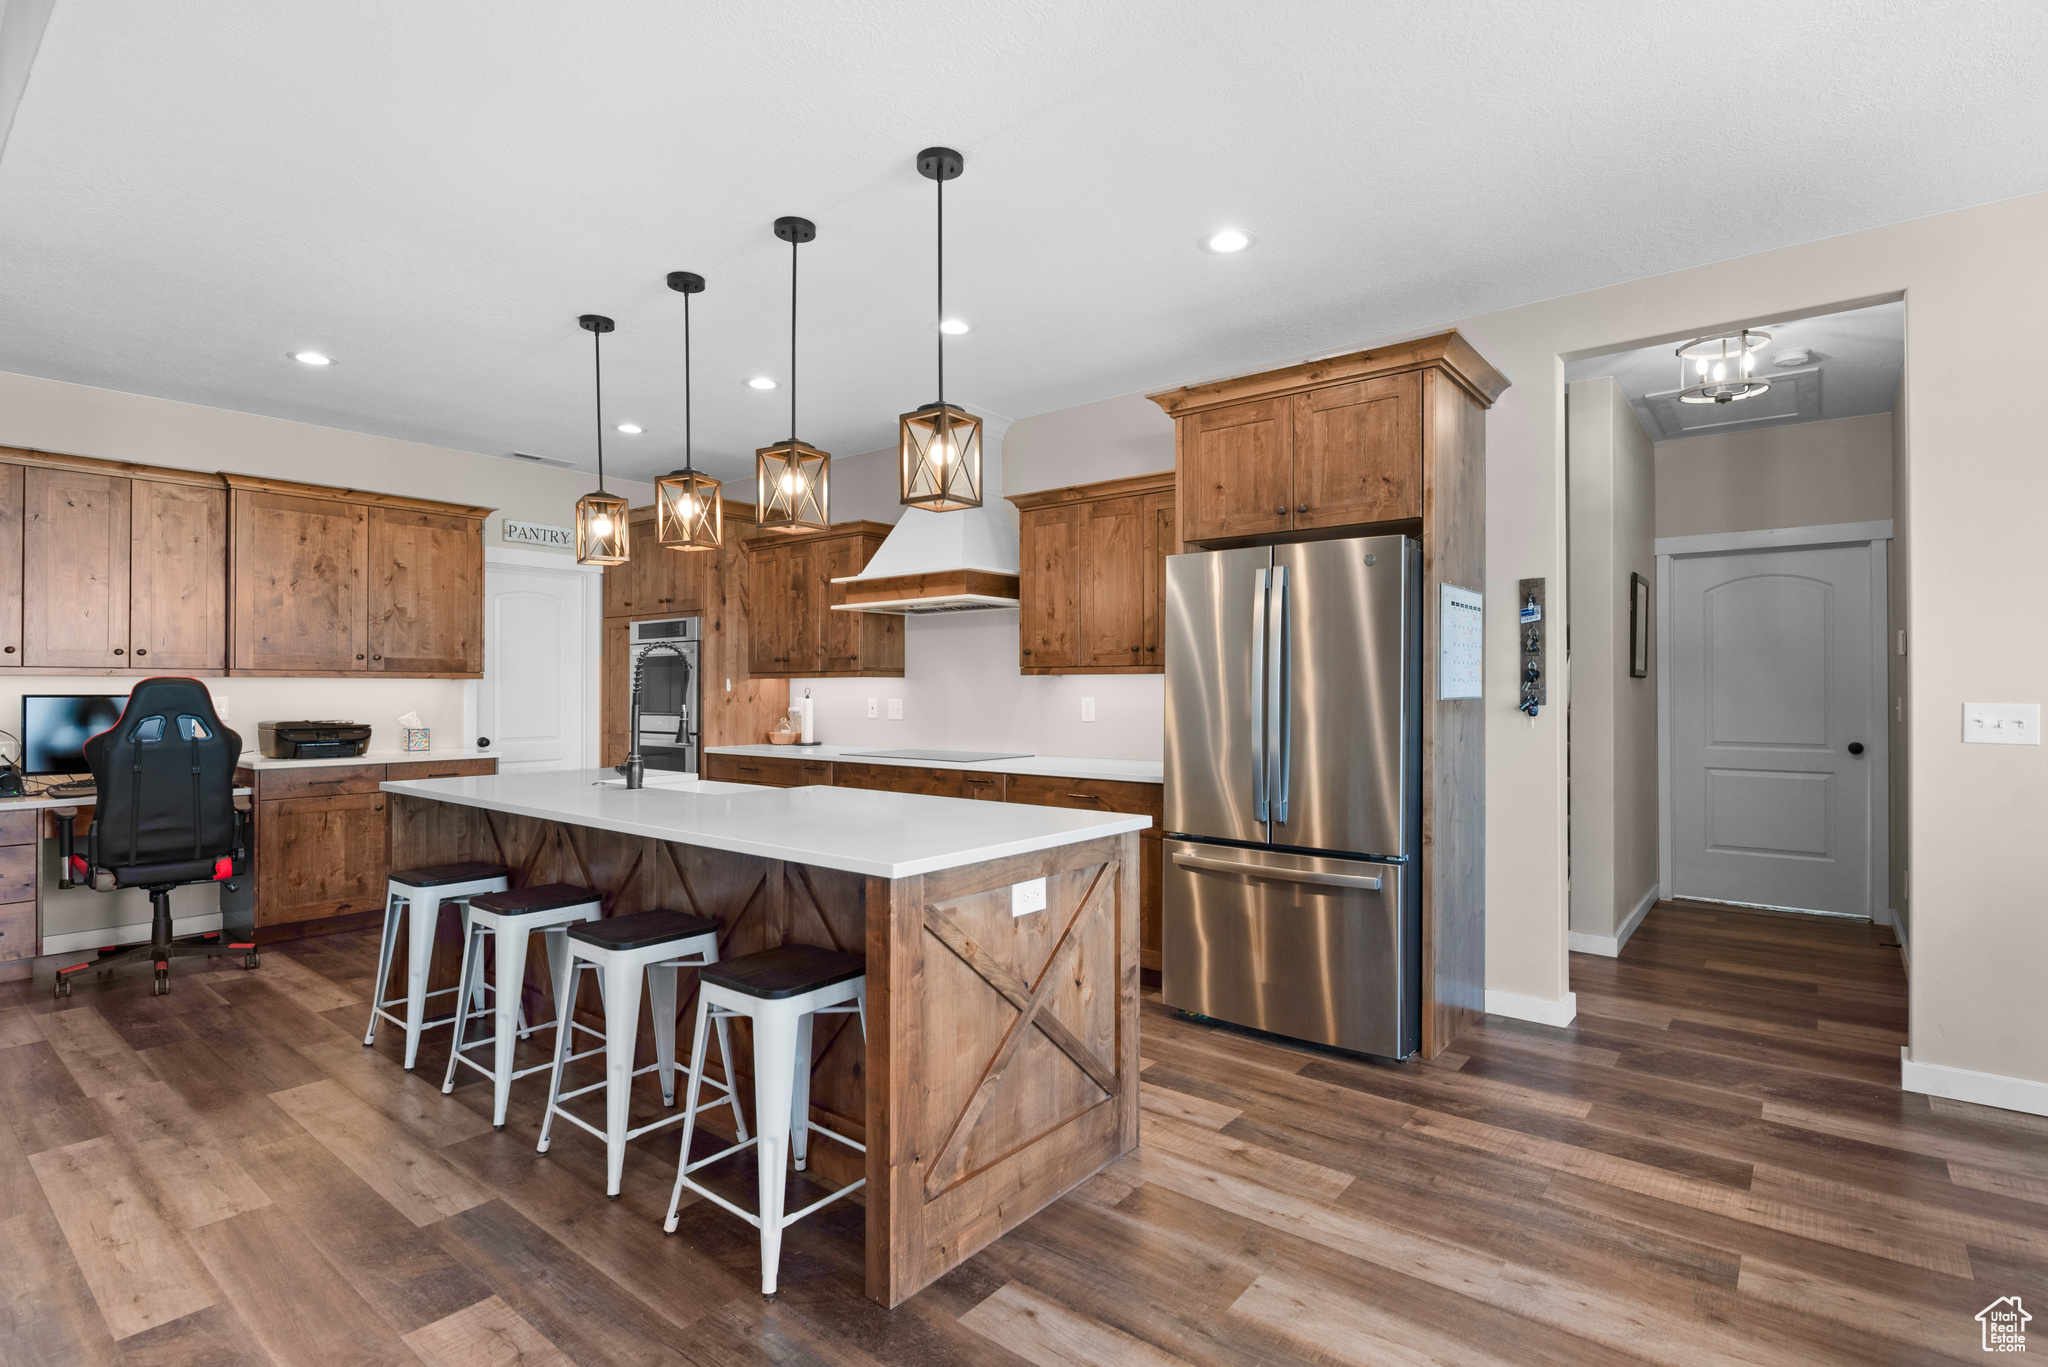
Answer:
[936,172,945,411]
[789,233,798,443]
[683,290,693,474]
[592,326,606,492]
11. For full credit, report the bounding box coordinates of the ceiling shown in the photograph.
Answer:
[0,3,2041,486]
[1565,300,1906,441]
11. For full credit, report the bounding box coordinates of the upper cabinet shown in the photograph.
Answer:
[1153,331,1505,548]
[742,522,900,679]
[602,510,711,619]
[131,477,229,670]
[226,475,489,677]
[23,466,132,669]
[1009,472,1176,675]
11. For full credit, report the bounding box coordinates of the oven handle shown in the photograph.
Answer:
[1171,851,1382,890]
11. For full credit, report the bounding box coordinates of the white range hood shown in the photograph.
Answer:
[831,411,1020,615]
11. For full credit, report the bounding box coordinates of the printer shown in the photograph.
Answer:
[258,721,374,760]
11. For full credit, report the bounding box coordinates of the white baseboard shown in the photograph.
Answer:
[1900,1047,2048,1119]
[41,912,225,956]
[1568,885,1659,958]
[1485,989,1578,1029]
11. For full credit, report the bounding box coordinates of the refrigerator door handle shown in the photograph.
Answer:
[1268,565,1290,824]
[1250,567,1270,821]
[1171,851,1383,891]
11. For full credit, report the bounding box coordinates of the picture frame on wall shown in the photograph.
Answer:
[1629,571,1651,678]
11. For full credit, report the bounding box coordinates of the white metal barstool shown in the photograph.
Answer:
[662,943,867,1296]
[441,883,604,1128]
[364,862,509,1070]
[536,908,746,1197]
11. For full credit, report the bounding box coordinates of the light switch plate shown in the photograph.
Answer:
[1963,702,2040,745]
[1081,697,1096,722]
[213,695,231,721]
[866,697,878,718]
[1011,877,1047,917]
[887,698,903,720]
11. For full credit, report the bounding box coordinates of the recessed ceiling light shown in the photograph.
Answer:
[746,376,778,390]
[615,422,643,434]
[289,350,333,366]
[1772,349,1813,368]
[1201,229,1255,254]
[937,318,971,335]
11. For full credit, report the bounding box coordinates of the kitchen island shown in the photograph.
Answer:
[381,768,1146,1307]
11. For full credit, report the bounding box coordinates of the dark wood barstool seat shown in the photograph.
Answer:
[699,943,865,1000]
[389,861,509,888]
[471,883,603,916]
[567,907,720,951]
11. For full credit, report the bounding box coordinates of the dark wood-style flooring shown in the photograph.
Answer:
[2,903,2041,1365]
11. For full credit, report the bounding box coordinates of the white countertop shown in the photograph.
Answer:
[705,744,1162,785]
[382,768,1149,879]
[1,786,253,812]
[238,747,496,771]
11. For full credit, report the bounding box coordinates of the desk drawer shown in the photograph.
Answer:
[1003,773,1163,821]
[0,900,32,962]
[0,810,39,847]
[0,844,33,904]
[257,764,387,800]
[386,758,497,782]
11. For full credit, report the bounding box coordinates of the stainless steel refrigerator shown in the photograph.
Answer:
[1162,533,1422,1058]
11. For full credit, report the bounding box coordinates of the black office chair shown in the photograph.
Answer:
[54,678,255,998]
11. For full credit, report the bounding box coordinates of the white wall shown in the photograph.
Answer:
[791,405,1174,761]
[1889,380,1911,943]
[0,367,652,754]
[1566,379,1657,942]
[1653,412,1894,538]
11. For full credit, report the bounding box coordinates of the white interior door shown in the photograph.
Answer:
[1667,542,1885,915]
[477,555,597,772]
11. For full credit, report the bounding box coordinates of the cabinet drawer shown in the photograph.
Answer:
[0,900,33,963]
[703,753,832,787]
[0,844,34,904]
[1004,773,1163,821]
[832,763,965,798]
[0,809,39,846]
[385,758,497,782]
[961,772,1006,802]
[256,764,387,800]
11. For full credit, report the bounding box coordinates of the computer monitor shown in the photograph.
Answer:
[22,695,126,776]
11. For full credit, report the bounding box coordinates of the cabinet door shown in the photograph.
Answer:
[1180,398,1291,543]
[367,506,483,673]
[1080,496,1145,668]
[1292,372,1422,529]
[232,491,369,671]
[23,467,132,668]
[746,546,786,674]
[1140,489,1177,668]
[817,534,875,674]
[601,520,651,618]
[254,792,388,926]
[832,762,966,797]
[130,480,227,671]
[1018,504,1081,670]
[0,464,21,666]
[665,539,709,613]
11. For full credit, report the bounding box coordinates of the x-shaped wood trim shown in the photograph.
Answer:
[921,860,1118,1197]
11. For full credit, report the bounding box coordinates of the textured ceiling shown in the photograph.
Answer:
[0,2,2041,485]
[1566,300,1905,440]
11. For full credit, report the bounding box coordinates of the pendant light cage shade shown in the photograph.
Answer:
[1676,328,1773,405]
[575,489,631,565]
[755,439,830,531]
[899,403,983,511]
[656,468,723,550]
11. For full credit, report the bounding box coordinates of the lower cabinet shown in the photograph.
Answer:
[242,757,497,928]
[1001,774,1166,973]
[0,811,37,963]
[702,752,834,788]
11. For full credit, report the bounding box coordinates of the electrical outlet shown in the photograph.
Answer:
[1081,697,1096,722]
[212,695,231,721]
[866,697,878,719]
[887,698,903,720]
[1962,702,2040,745]
[1011,877,1047,917]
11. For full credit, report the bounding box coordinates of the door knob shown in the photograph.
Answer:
[1847,742,1865,755]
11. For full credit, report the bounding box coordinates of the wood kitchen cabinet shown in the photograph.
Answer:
[226,475,489,677]
[602,511,711,618]
[1149,328,1509,1055]
[743,522,900,679]
[1004,773,1166,972]
[23,466,132,669]
[132,478,229,670]
[0,464,20,665]
[1009,472,1175,675]
[702,752,833,787]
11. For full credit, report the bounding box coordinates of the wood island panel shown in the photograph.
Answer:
[385,794,1140,1307]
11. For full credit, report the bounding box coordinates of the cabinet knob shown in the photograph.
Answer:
[1297,504,1309,513]
[356,654,365,660]
[135,648,146,656]
[1130,646,1139,653]
[372,654,382,661]
[373,804,383,812]
[2,646,12,654]
[113,648,124,656]
[1275,507,1286,516]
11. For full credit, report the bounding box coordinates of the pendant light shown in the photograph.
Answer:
[755,216,830,531]
[574,313,630,565]
[1676,328,1772,405]
[899,146,983,511]
[654,271,723,551]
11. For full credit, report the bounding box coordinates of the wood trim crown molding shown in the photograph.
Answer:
[220,471,494,520]
[1146,328,1511,416]
[0,445,229,490]
[1006,470,1175,511]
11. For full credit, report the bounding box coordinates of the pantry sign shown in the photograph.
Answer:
[503,519,575,549]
